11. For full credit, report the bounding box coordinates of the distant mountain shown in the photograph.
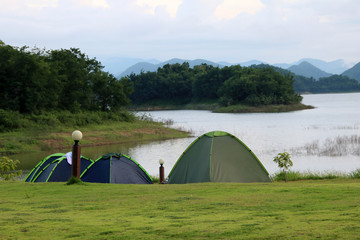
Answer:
[342,62,360,82]
[118,58,222,78]
[239,60,266,67]
[295,58,348,74]
[99,57,161,75]
[273,63,292,69]
[216,61,232,66]
[112,57,354,78]
[287,61,332,79]
[216,60,266,67]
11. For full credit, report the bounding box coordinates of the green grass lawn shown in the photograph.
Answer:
[1,179,359,239]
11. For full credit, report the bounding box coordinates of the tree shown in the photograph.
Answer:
[0,156,22,181]
[273,152,293,182]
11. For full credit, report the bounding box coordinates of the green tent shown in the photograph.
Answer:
[168,131,271,183]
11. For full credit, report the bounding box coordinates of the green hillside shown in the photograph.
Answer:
[288,61,332,79]
[342,62,360,82]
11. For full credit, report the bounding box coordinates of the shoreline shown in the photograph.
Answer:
[0,120,190,156]
[129,102,314,113]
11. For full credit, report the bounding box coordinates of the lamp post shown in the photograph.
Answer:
[71,130,83,178]
[159,159,165,184]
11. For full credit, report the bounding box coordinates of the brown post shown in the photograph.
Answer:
[159,164,164,184]
[72,140,81,178]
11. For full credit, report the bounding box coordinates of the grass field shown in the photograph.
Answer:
[1,179,359,239]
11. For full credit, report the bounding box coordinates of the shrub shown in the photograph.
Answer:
[351,169,360,179]
[66,176,84,185]
[273,152,293,182]
[0,110,27,132]
[0,156,22,181]
[271,170,348,182]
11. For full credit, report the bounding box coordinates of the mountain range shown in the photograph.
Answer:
[98,56,359,82]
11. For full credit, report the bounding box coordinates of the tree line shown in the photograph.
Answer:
[2,41,358,116]
[293,74,360,93]
[0,41,132,114]
[128,63,302,106]
[252,64,360,94]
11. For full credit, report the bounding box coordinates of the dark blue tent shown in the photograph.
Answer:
[25,153,64,182]
[80,153,153,184]
[25,153,93,182]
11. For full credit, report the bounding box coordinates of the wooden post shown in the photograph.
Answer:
[72,141,81,178]
[159,164,164,184]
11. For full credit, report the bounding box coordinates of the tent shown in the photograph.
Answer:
[168,131,271,183]
[80,153,153,184]
[24,153,93,182]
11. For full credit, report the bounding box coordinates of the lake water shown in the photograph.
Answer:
[16,93,360,177]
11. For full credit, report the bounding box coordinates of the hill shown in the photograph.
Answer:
[107,57,353,78]
[118,58,222,78]
[99,57,160,76]
[116,58,354,78]
[342,62,360,82]
[295,58,348,74]
[287,61,332,79]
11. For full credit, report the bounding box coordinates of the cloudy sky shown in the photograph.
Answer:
[1,0,359,66]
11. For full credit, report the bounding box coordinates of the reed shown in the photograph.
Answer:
[271,169,360,181]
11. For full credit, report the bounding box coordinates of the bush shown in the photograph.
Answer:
[273,152,293,182]
[0,110,28,132]
[66,176,85,185]
[0,156,22,181]
[351,169,360,179]
[271,170,348,182]
[0,110,135,132]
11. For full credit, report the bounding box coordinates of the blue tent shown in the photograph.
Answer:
[24,153,93,182]
[81,153,153,184]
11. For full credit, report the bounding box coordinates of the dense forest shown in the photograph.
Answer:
[252,64,360,93]
[293,75,360,93]
[0,41,132,114]
[128,63,302,106]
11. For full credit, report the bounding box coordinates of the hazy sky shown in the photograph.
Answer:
[1,0,359,65]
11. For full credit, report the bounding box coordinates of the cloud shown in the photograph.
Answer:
[214,0,265,20]
[77,0,109,8]
[0,0,109,14]
[0,0,58,11]
[1,0,359,64]
[136,0,182,18]
[26,0,58,9]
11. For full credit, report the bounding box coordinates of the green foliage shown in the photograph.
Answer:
[351,169,360,179]
[273,152,293,182]
[249,63,360,93]
[0,44,132,114]
[271,170,342,181]
[293,75,360,93]
[66,176,84,185]
[0,156,22,180]
[271,170,360,181]
[128,63,302,107]
[0,110,135,132]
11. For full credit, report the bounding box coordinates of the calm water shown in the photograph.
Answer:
[16,93,360,177]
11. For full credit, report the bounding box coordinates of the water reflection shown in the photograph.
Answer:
[15,93,360,177]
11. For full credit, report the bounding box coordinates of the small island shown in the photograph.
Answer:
[127,62,313,113]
